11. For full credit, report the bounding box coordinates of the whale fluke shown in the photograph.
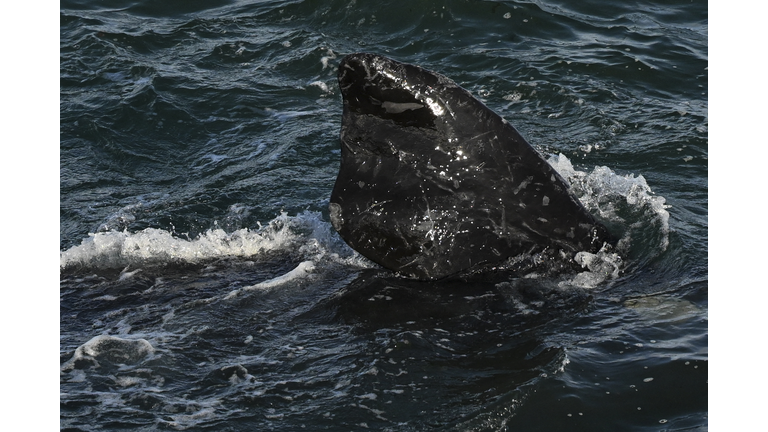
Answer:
[329,53,613,280]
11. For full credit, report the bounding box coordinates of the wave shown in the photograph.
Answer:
[60,211,360,270]
[547,153,670,288]
[61,334,155,372]
[61,155,669,292]
[548,153,670,251]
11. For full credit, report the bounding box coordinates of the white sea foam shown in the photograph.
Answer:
[164,403,224,430]
[61,211,372,273]
[320,48,337,70]
[309,80,332,94]
[61,212,300,269]
[60,226,293,269]
[568,245,624,289]
[61,335,155,372]
[547,153,670,251]
[225,260,316,299]
[546,154,670,288]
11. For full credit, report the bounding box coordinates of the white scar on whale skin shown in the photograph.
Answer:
[377,67,446,117]
[382,101,424,113]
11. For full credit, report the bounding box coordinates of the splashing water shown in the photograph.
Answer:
[546,154,670,288]
[548,153,670,252]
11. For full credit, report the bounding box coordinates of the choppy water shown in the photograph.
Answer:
[60,0,707,430]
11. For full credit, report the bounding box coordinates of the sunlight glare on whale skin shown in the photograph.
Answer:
[329,53,614,281]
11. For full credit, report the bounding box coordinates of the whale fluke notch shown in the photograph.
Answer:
[329,53,613,280]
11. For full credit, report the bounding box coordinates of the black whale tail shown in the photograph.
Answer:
[330,53,614,280]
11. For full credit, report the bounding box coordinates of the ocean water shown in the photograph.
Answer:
[59,0,708,430]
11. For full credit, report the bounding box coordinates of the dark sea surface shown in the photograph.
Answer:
[60,0,707,430]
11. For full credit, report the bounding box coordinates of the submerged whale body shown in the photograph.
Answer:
[329,53,613,280]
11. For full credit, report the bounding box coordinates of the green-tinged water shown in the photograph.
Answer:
[60,1,707,430]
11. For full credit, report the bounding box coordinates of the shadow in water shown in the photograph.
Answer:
[319,269,594,331]
[296,269,596,429]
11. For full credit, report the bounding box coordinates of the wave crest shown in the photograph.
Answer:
[60,212,334,270]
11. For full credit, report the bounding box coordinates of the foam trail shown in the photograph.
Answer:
[224,261,316,299]
[60,213,303,269]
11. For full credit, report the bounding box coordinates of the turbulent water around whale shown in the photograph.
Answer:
[60,1,707,430]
